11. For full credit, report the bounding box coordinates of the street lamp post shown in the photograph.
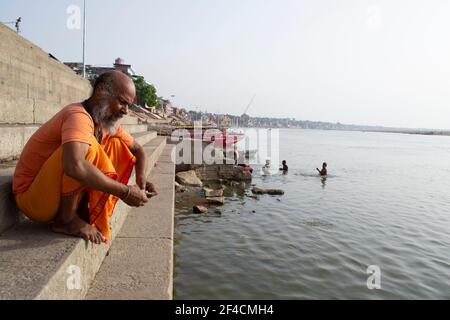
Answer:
[82,0,86,78]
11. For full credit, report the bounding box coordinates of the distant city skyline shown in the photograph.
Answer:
[1,0,450,130]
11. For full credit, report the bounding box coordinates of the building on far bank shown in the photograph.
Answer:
[159,98,174,116]
[64,58,136,82]
[240,113,250,127]
[220,115,231,127]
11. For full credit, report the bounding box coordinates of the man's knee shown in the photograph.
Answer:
[103,136,130,156]
[85,137,102,163]
[107,137,123,148]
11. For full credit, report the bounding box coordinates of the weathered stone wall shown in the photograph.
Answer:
[176,164,252,181]
[0,23,92,124]
[195,164,252,181]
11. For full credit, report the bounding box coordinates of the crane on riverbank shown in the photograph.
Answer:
[242,94,256,116]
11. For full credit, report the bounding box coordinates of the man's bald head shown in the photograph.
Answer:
[92,70,135,99]
[87,71,136,134]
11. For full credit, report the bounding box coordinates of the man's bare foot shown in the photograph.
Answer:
[52,215,106,244]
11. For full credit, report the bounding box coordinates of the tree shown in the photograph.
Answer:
[132,75,158,108]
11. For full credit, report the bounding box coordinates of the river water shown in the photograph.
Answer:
[173,129,450,299]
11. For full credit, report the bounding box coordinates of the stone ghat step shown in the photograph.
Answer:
[0,124,40,163]
[87,145,175,300]
[118,116,139,125]
[0,130,158,235]
[0,135,167,300]
[0,122,148,162]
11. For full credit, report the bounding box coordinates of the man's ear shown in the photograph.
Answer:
[93,84,104,97]
[97,83,108,95]
[96,83,113,97]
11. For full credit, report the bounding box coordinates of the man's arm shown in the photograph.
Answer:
[128,140,158,196]
[62,141,147,206]
[128,141,147,190]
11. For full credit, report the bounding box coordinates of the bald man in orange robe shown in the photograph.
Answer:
[13,71,157,244]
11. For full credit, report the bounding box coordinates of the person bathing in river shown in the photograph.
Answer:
[279,160,288,172]
[233,144,239,165]
[262,159,271,175]
[316,162,327,176]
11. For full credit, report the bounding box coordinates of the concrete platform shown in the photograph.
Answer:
[0,135,167,300]
[87,145,175,300]
[0,124,40,162]
[0,166,23,237]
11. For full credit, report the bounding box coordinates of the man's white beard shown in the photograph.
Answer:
[91,102,119,135]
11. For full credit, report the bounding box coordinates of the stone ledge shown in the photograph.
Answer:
[86,238,173,300]
[87,145,175,300]
[0,135,166,300]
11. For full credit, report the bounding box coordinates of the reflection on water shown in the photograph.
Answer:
[174,129,450,299]
[321,176,327,189]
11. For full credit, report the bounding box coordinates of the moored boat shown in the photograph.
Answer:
[167,125,245,148]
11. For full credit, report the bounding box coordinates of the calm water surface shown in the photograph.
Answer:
[174,129,450,299]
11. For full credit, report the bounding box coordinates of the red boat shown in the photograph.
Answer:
[170,125,244,148]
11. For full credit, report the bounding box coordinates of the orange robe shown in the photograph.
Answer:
[15,136,135,242]
[13,103,136,242]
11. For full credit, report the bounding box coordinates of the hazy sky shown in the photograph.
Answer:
[2,0,450,129]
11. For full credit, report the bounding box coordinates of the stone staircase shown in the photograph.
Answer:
[0,117,175,299]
